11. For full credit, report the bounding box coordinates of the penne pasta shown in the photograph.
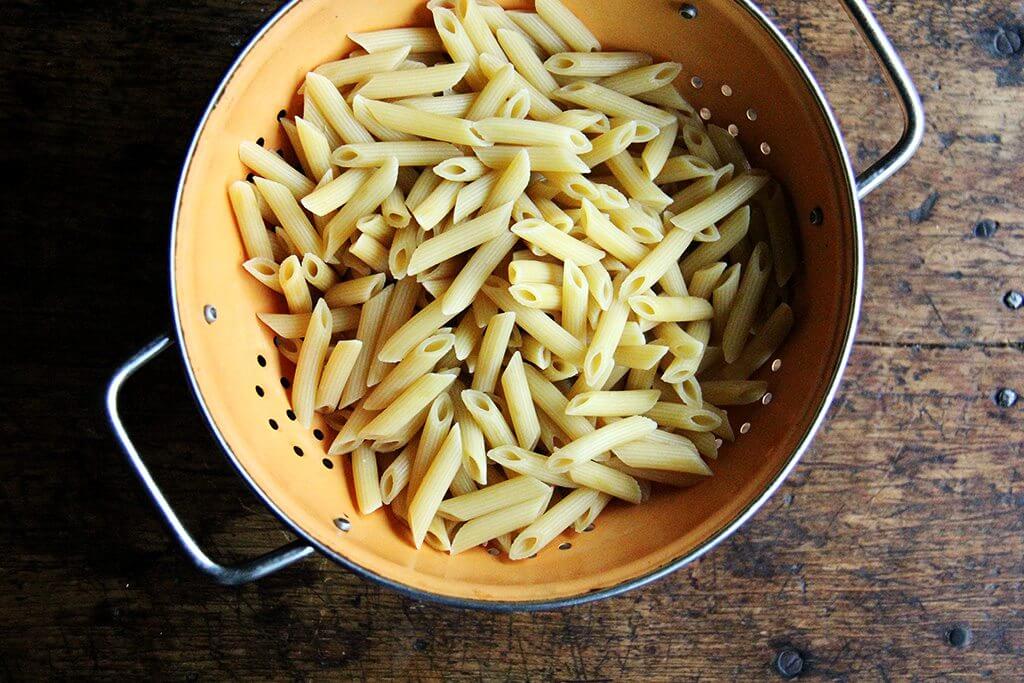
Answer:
[407,202,513,275]
[535,0,601,53]
[314,340,364,413]
[598,62,683,96]
[474,145,588,174]
[439,475,549,521]
[408,424,463,546]
[361,98,489,147]
[553,81,675,127]
[547,415,656,472]
[350,27,446,54]
[472,311,517,392]
[239,141,314,198]
[292,300,332,427]
[509,487,602,559]
[352,446,384,514]
[511,219,605,265]
[721,242,773,363]
[565,390,661,417]
[229,181,274,260]
[501,351,542,450]
[449,493,550,555]
[333,142,462,168]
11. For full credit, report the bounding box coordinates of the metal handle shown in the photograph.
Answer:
[105,335,316,585]
[839,0,925,199]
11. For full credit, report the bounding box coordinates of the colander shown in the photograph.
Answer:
[105,0,923,609]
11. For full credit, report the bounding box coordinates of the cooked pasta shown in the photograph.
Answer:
[231,0,798,560]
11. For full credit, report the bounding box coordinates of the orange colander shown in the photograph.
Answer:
[106,0,922,609]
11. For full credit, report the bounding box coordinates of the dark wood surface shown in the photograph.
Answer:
[2,0,1022,679]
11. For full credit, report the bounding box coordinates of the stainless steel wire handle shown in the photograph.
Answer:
[838,0,925,198]
[105,336,315,585]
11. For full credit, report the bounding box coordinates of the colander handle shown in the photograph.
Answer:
[840,0,925,199]
[105,335,316,586]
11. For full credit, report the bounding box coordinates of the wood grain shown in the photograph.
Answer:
[1,0,1022,679]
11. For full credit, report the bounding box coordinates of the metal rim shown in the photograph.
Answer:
[168,0,864,611]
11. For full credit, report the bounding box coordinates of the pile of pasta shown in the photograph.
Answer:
[231,0,797,560]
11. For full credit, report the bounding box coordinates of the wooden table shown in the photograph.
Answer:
[2,0,1021,679]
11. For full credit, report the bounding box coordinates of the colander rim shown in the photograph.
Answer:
[168,0,864,611]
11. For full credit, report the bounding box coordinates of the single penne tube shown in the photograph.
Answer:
[488,446,578,488]
[712,263,742,341]
[361,373,457,439]
[581,261,613,309]
[608,200,663,244]
[671,374,703,407]
[545,51,652,78]
[618,228,696,299]
[379,444,413,504]
[291,300,332,427]
[477,3,540,47]
[450,493,551,555]
[482,280,586,366]
[438,474,549,521]
[430,7,487,90]
[680,206,752,278]
[340,285,394,407]
[300,254,339,292]
[465,62,518,120]
[760,181,798,287]
[434,156,489,182]
[238,141,314,198]
[506,11,569,55]
[397,93,477,118]
[256,307,359,339]
[360,98,488,147]
[405,169,445,211]
[352,446,383,515]
[610,116,659,144]
[363,332,455,410]
[700,380,769,406]
[584,289,631,385]
[606,151,673,209]
[722,242,773,362]
[450,383,487,485]
[645,401,721,432]
[614,343,669,370]
[682,429,718,460]
[547,415,656,472]
[301,168,372,217]
[511,218,605,265]
[349,233,389,272]
[474,145,588,174]
[303,92,342,148]
[637,83,695,111]
[509,487,601,560]
[349,27,446,54]
[565,389,661,417]
[619,321,646,346]
[703,402,734,442]
[442,230,519,316]
[545,171,601,202]
[716,303,794,380]
[314,46,411,86]
[561,260,589,338]
[553,82,675,127]
[413,179,463,231]
[277,256,312,314]
[629,295,714,323]
[510,282,562,310]
[568,461,641,503]
[668,164,734,213]
[304,72,373,144]
[598,62,683,96]
[579,121,636,168]
[501,352,542,450]
[605,459,705,487]
[642,120,677,180]
[294,117,332,180]
[509,259,564,284]
[253,177,321,256]
[670,170,770,232]
[314,340,363,413]
[323,158,400,260]
[407,202,513,276]
[612,430,711,475]
[378,299,461,363]
[354,60,466,100]
[573,491,612,532]
[244,258,283,293]
[324,273,386,308]
[473,118,592,154]
[579,199,647,267]
[389,225,422,280]
[471,311,516,393]
[533,196,573,231]
[408,424,463,547]
[535,0,601,52]
[332,142,462,168]
[229,181,274,260]
[548,108,609,132]
[656,155,716,184]
[460,389,516,448]
[327,404,377,455]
